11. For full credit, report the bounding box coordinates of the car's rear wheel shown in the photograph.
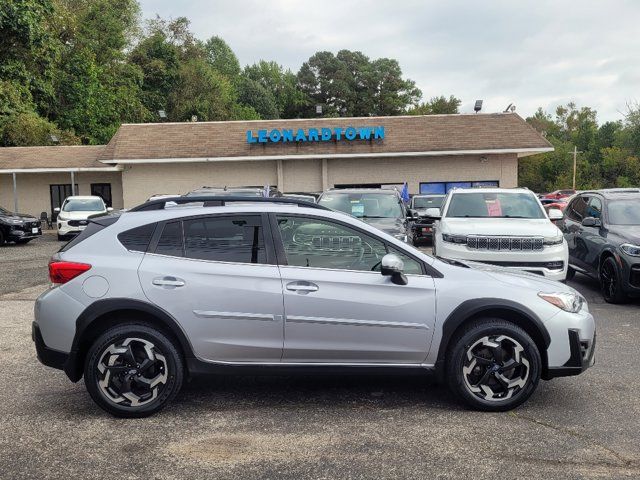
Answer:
[84,324,184,418]
[599,256,627,304]
[446,319,541,411]
[0,230,4,245]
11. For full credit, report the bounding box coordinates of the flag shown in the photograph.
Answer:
[400,182,410,203]
[263,184,270,198]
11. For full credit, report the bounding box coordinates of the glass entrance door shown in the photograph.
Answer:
[49,184,77,220]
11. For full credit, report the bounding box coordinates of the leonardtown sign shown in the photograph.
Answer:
[246,125,385,144]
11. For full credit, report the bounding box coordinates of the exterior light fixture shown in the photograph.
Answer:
[474,100,483,113]
[315,105,323,115]
[158,110,167,119]
[49,134,60,144]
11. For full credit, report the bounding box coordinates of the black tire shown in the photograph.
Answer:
[0,230,4,245]
[565,266,576,281]
[84,324,184,418]
[57,234,66,241]
[599,256,627,304]
[446,319,541,412]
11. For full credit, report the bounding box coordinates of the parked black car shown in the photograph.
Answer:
[0,206,42,245]
[317,188,412,243]
[559,189,640,303]
[409,194,445,244]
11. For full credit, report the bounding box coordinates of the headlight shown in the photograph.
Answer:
[57,214,67,221]
[538,292,585,313]
[442,233,467,244]
[543,236,564,246]
[394,234,408,242]
[8,218,23,224]
[620,243,640,256]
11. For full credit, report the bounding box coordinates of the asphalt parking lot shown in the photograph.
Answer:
[1,235,639,479]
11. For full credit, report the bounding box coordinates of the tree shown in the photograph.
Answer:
[0,111,78,146]
[409,95,461,115]
[236,77,279,119]
[244,60,308,118]
[204,36,240,78]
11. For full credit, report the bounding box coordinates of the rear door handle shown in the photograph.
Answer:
[152,276,185,287]
[286,281,319,294]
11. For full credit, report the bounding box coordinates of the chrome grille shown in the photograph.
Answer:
[466,236,544,251]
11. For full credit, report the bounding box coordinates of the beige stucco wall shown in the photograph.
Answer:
[281,159,323,193]
[121,161,279,207]
[326,153,517,192]
[0,171,123,217]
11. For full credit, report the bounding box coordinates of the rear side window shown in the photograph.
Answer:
[155,221,183,257]
[117,223,156,252]
[183,215,266,264]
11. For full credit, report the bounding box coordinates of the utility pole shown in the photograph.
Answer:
[571,146,582,190]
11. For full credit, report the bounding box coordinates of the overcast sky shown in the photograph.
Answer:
[138,0,639,122]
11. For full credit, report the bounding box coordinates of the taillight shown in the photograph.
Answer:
[48,261,92,285]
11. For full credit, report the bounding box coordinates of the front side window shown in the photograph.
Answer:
[318,193,403,219]
[276,215,423,274]
[587,197,602,219]
[183,215,266,264]
[444,192,546,219]
[62,198,105,212]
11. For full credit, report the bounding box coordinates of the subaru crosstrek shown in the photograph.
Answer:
[34,196,595,417]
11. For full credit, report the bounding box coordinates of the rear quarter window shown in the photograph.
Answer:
[117,223,156,252]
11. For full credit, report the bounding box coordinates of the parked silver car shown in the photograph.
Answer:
[34,196,595,417]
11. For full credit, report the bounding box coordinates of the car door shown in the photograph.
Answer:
[582,195,605,274]
[138,213,284,363]
[562,195,589,269]
[272,214,436,364]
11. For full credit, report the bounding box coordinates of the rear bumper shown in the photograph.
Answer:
[32,322,68,371]
[544,329,596,379]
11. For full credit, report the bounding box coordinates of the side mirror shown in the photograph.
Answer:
[107,207,114,212]
[424,207,441,219]
[407,208,418,220]
[548,208,563,221]
[380,253,408,285]
[582,216,601,227]
[54,207,60,213]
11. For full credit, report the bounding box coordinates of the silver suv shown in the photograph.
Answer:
[34,196,595,417]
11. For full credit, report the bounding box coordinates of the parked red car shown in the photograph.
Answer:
[543,189,576,200]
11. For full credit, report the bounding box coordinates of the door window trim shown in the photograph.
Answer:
[268,212,442,277]
[147,212,278,266]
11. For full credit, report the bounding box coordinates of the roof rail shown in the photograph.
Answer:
[128,195,331,212]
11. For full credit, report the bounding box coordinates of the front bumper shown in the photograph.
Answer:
[411,221,435,240]
[544,329,596,379]
[438,241,568,281]
[32,322,68,371]
[7,223,42,240]
[57,219,88,236]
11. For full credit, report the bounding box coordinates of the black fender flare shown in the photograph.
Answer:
[433,298,551,377]
[63,298,195,382]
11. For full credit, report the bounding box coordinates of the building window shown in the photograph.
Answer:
[419,181,499,194]
[91,183,112,207]
[50,184,78,219]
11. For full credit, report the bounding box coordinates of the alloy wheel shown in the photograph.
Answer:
[600,261,617,299]
[462,335,530,402]
[96,337,168,407]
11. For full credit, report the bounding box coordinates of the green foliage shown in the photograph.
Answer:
[523,103,640,191]
[205,36,241,78]
[0,111,78,146]
[236,77,279,119]
[243,60,306,118]
[409,95,461,115]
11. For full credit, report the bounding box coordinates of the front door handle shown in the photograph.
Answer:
[152,276,185,287]
[286,281,319,294]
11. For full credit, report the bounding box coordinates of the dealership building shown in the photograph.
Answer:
[0,113,552,217]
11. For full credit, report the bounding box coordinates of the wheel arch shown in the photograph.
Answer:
[434,298,551,381]
[63,298,195,382]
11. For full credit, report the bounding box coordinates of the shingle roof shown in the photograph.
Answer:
[0,146,108,172]
[98,113,552,162]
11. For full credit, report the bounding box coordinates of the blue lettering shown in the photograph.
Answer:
[295,128,307,142]
[334,128,343,141]
[246,130,257,143]
[373,126,385,140]
[257,129,268,143]
[269,129,281,142]
[358,127,372,140]
[345,127,357,140]
[321,128,332,141]
[282,129,294,142]
[308,128,319,141]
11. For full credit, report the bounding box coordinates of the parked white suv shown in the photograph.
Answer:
[56,196,111,240]
[431,188,568,281]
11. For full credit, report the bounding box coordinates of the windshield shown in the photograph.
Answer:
[413,196,444,209]
[445,192,546,219]
[318,192,403,219]
[62,198,104,212]
[608,199,640,225]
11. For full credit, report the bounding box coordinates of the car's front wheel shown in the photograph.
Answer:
[600,256,627,304]
[84,324,184,418]
[446,319,541,411]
